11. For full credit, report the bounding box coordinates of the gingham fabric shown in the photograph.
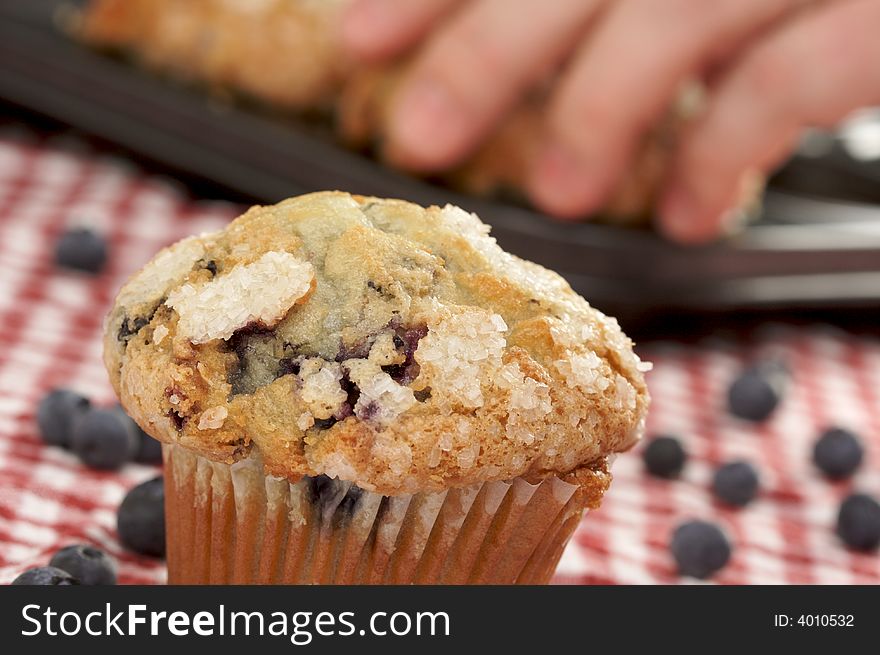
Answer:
[0,125,878,585]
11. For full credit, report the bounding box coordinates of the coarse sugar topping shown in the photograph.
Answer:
[344,359,417,426]
[415,306,508,408]
[152,324,169,345]
[166,251,314,344]
[197,406,228,430]
[497,362,553,445]
[120,233,209,308]
[299,358,347,420]
[555,351,612,393]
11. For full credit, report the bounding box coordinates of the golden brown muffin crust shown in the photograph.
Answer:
[104,192,649,494]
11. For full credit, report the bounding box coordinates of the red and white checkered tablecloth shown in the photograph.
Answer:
[0,125,878,585]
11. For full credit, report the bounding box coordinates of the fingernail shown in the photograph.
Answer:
[345,0,387,31]
[659,188,700,242]
[718,206,748,235]
[341,0,388,54]
[391,80,467,169]
[530,141,603,219]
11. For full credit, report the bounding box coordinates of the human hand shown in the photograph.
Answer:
[342,0,880,242]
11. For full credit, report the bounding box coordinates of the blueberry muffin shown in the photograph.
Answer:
[75,0,348,110]
[104,191,650,584]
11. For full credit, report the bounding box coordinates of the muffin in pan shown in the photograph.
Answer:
[76,0,349,110]
[104,191,650,584]
[337,68,698,225]
[77,0,758,227]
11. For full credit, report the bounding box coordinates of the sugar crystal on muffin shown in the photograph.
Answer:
[166,251,314,344]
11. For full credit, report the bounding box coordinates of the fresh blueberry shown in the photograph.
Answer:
[813,427,864,480]
[836,493,880,551]
[117,477,165,557]
[11,566,79,585]
[134,432,163,465]
[712,461,760,507]
[727,360,788,422]
[115,405,163,465]
[36,388,90,448]
[642,435,687,479]
[54,227,108,274]
[49,544,116,585]
[70,407,139,470]
[670,520,732,579]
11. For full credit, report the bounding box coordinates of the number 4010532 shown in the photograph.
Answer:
[774,615,854,627]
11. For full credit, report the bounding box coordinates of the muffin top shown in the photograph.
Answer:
[104,192,649,494]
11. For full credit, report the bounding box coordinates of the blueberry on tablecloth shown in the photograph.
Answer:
[118,477,166,557]
[115,405,163,465]
[642,435,687,479]
[36,388,90,448]
[134,431,163,465]
[11,566,80,585]
[670,520,732,579]
[813,427,864,480]
[70,407,139,470]
[836,493,880,551]
[712,461,760,507]
[55,227,108,274]
[49,544,117,585]
[727,360,788,422]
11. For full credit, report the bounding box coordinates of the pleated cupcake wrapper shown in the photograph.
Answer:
[164,443,591,584]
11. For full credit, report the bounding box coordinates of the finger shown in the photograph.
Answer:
[528,0,803,219]
[386,0,603,171]
[341,0,462,63]
[660,0,880,243]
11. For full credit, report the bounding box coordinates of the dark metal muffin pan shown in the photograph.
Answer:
[2,0,880,324]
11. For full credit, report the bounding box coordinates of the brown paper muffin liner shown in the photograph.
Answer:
[163,443,600,584]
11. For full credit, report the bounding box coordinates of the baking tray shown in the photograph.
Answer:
[2,0,880,324]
